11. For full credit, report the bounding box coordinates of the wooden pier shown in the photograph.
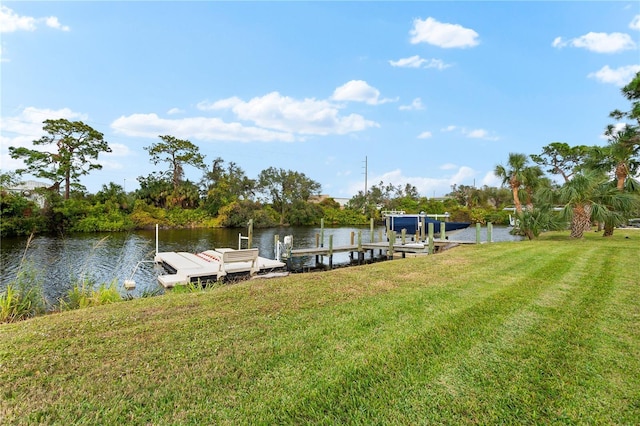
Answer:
[279,219,491,271]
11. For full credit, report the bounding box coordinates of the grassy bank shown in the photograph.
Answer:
[1,231,638,424]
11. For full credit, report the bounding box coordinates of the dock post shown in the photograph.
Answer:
[370,218,375,243]
[401,229,406,245]
[155,223,159,256]
[329,235,334,269]
[357,231,363,264]
[487,222,493,243]
[320,218,325,247]
[440,221,446,241]
[388,231,395,260]
[247,219,253,248]
[315,233,320,265]
[274,234,280,260]
[476,223,481,244]
[428,222,434,254]
[421,216,426,242]
[349,231,355,262]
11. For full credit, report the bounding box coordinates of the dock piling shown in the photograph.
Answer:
[428,222,434,254]
[329,235,334,269]
[370,218,375,243]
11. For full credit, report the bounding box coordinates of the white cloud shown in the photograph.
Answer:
[630,14,640,31]
[588,64,640,86]
[464,128,499,140]
[399,98,424,111]
[45,16,70,32]
[552,32,636,53]
[0,6,69,33]
[331,80,396,105]
[440,163,457,170]
[437,126,499,140]
[117,88,380,143]
[410,17,479,49]
[214,91,379,135]
[0,107,88,151]
[481,171,502,188]
[417,131,432,139]
[0,6,36,32]
[105,143,132,157]
[389,55,452,70]
[111,113,297,142]
[167,107,184,115]
[348,166,477,197]
[0,107,89,171]
[197,97,243,111]
[98,160,124,171]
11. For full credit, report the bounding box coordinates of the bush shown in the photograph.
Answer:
[59,279,122,311]
[0,192,46,237]
[0,263,47,323]
[130,200,168,229]
[165,207,209,227]
[218,201,278,228]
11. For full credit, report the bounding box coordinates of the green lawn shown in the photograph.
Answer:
[1,231,639,424]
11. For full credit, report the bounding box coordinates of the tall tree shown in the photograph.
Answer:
[201,158,255,215]
[494,153,533,214]
[257,167,321,225]
[531,142,590,183]
[9,119,111,199]
[144,135,205,191]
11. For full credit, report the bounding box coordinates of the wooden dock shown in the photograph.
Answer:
[155,249,286,288]
[281,238,476,270]
[277,218,495,271]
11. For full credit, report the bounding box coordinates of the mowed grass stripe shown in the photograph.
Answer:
[235,243,588,423]
[1,233,638,425]
[409,244,604,424]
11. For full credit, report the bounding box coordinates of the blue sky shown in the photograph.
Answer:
[2,1,639,198]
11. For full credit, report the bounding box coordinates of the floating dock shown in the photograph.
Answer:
[155,248,286,288]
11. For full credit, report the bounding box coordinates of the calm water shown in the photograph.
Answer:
[0,225,521,301]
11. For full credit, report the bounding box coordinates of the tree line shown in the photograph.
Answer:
[493,72,640,239]
[1,72,639,238]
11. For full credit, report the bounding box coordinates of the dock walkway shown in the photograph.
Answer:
[282,238,476,270]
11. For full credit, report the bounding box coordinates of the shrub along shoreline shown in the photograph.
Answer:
[1,231,638,424]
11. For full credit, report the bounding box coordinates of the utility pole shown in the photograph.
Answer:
[364,156,368,198]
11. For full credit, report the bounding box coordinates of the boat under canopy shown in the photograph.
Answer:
[383,212,471,236]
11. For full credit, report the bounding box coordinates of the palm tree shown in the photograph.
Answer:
[550,171,638,238]
[587,126,640,236]
[495,153,529,214]
[594,71,640,236]
[495,153,547,240]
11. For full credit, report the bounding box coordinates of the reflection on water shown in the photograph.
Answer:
[0,225,521,301]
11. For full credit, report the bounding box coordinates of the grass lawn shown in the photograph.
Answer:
[1,230,639,424]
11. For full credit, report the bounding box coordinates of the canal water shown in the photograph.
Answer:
[0,225,521,302]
